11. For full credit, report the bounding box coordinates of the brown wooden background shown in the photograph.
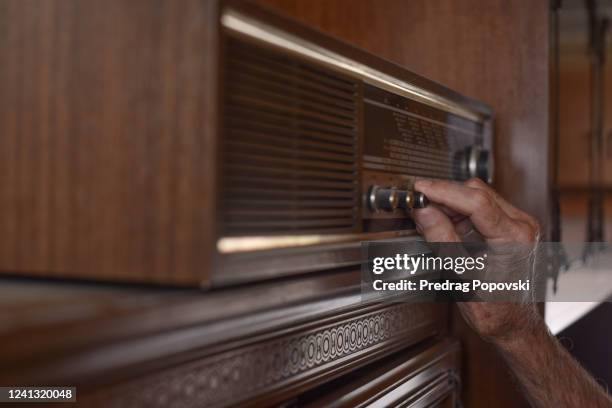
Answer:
[0,0,217,285]
[257,1,550,406]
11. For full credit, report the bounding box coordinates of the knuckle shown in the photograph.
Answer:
[472,190,494,211]
[465,177,487,189]
[515,221,539,243]
[527,216,540,233]
[483,208,503,228]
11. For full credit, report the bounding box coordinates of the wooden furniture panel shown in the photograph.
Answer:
[0,276,447,407]
[296,339,460,408]
[0,0,217,285]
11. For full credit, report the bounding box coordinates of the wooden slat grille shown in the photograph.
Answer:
[221,38,360,236]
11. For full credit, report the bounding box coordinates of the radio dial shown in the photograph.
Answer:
[464,145,493,183]
[369,186,399,212]
[369,187,429,212]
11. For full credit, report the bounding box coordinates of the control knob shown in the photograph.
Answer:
[369,186,429,212]
[398,190,429,210]
[457,145,493,183]
[368,186,399,212]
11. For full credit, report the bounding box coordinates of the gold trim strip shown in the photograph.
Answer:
[217,231,418,253]
[221,10,484,123]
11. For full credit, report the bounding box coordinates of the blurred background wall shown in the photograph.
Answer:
[558,0,612,242]
[554,0,612,394]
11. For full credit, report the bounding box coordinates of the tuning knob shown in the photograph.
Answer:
[458,145,493,183]
[368,186,399,212]
[398,190,429,210]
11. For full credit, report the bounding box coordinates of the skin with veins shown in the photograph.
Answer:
[413,178,612,408]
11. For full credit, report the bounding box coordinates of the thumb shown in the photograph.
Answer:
[413,206,461,243]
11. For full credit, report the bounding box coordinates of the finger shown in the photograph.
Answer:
[464,178,536,227]
[413,206,461,243]
[435,204,469,223]
[429,204,471,233]
[414,179,521,240]
[454,217,475,237]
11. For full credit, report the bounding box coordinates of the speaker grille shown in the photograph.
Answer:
[220,38,361,236]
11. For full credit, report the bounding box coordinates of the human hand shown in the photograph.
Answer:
[413,178,543,343]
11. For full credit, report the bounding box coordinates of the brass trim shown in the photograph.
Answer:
[217,231,419,254]
[221,10,484,123]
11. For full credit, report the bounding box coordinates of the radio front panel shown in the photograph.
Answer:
[213,4,494,286]
[361,83,488,232]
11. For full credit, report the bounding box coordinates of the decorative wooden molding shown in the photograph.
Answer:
[89,302,441,407]
[297,339,461,407]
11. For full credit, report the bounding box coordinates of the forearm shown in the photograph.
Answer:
[413,180,612,406]
[493,319,612,408]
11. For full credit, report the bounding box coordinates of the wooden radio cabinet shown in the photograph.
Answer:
[0,0,492,287]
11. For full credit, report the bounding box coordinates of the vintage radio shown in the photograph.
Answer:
[213,2,494,286]
[0,0,493,287]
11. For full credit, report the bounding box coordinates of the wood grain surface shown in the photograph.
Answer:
[258,0,550,227]
[0,0,218,285]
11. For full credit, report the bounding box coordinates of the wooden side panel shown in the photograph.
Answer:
[257,1,550,407]
[0,0,217,285]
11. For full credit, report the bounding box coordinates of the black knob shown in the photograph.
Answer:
[456,145,493,183]
[413,191,429,208]
[475,149,492,182]
[368,186,399,212]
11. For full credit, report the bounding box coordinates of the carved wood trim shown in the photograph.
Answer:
[87,302,442,407]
